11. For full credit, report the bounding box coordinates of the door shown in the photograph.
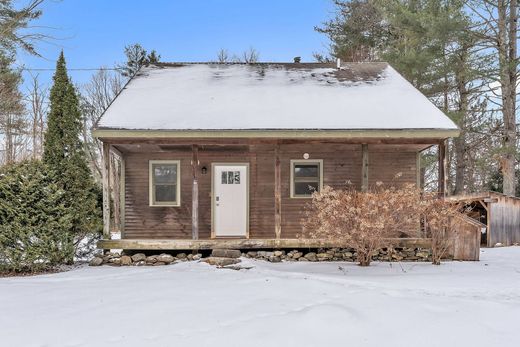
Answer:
[213,164,249,237]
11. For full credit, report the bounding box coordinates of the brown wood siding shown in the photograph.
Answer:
[489,195,520,246]
[122,143,419,239]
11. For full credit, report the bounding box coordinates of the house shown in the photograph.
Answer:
[93,61,459,251]
[447,191,520,247]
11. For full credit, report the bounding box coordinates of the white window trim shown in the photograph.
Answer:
[149,160,181,207]
[290,159,324,199]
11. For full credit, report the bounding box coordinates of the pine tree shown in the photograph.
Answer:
[43,51,102,262]
[119,43,161,77]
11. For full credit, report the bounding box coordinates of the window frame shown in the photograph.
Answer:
[149,160,181,207]
[290,159,324,199]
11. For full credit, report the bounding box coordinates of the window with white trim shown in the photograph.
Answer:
[290,160,323,198]
[149,160,181,206]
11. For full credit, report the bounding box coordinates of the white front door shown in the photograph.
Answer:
[213,164,248,237]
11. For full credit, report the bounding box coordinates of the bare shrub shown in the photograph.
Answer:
[302,183,422,266]
[302,183,464,266]
[421,196,461,265]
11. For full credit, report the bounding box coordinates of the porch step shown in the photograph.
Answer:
[211,249,242,258]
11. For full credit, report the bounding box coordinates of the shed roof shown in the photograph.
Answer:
[94,62,459,138]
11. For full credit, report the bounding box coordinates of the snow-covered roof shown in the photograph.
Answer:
[95,62,458,135]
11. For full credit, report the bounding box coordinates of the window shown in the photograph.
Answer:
[290,159,323,198]
[149,160,181,206]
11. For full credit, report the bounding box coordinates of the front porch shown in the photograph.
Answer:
[98,137,449,249]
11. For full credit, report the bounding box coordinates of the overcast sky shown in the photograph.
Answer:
[18,0,333,87]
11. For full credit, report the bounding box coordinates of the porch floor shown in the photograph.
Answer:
[97,238,432,250]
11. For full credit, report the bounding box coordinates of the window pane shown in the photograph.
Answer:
[155,185,176,202]
[154,164,177,184]
[294,181,319,196]
[234,171,240,184]
[294,164,319,178]
[221,171,228,184]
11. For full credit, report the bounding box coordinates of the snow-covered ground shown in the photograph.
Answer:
[1,247,519,347]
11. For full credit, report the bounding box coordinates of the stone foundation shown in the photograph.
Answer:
[89,247,435,266]
[243,247,434,262]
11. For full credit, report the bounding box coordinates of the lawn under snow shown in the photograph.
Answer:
[1,248,519,347]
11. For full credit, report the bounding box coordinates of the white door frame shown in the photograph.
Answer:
[211,162,250,238]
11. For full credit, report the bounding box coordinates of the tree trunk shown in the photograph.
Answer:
[497,0,517,196]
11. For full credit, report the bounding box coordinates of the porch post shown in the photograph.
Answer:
[191,144,199,240]
[102,142,111,239]
[438,140,447,197]
[274,142,282,239]
[361,144,369,192]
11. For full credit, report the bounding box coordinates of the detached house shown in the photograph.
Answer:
[93,61,459,251]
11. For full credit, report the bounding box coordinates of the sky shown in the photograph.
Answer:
[18,0,334,88]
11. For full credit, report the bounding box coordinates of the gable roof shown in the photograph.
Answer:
[94,62,459,138]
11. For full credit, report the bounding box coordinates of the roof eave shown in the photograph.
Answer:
[92,128,460,139]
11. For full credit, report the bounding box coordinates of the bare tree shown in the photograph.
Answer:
[217,48,229,63]
[25,72,47,159]
[242,47,259,63]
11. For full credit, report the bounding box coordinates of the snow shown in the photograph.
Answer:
[2,247,519,347]
[97,63,458,131]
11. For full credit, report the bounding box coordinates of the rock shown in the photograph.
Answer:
[494,243,504,247]
[269,256,281,263]
[246,251,257,258]
[109,257,121,265]
[292,252,303,259]
[131,253,146,262]
[298,257,309,261]
[316,253,333,260]
[416,251,429,258]
[211,249,242,258]
[304,252,317,261]
[193,254,202,261]
[204,257,241,267]
[89,257,103,266]
[187,254,194,261]
[153,262,166,266]
[273,250,284,257]
[157,254,174,264]
[146,255,158,264]
[120,255,132,266]
[343,252,353,258]
[135,261,146,266]
[176,253,187,259]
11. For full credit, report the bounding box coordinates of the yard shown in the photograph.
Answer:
[1,247,519,347]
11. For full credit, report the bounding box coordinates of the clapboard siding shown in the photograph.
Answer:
[489,194,520,246]
[122,143,419,239]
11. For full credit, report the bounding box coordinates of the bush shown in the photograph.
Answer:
[302,183,423,266]
[0,160,73,273]
[302,183,461,266]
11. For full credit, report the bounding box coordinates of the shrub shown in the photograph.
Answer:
[421,195,460,265]
[302,183,423,266]
[0,160,73,273]
[302,183,463,266]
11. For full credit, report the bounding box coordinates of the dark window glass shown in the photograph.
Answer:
[152,163,178,204]
[293,162,320,197]
[294,182,319,195]
[221,171,227,184]
[155,184,176,202]
[294,164,319,178]
[153,165,177,184]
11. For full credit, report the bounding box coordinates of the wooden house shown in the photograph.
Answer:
[93,62,459,251]
[447,192,520,247]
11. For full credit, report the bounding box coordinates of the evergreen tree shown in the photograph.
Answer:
[0,160,73,273]
[118,43,161,77]
[43,51,102,262]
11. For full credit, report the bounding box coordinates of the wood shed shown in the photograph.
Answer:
[447,192,520,247]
